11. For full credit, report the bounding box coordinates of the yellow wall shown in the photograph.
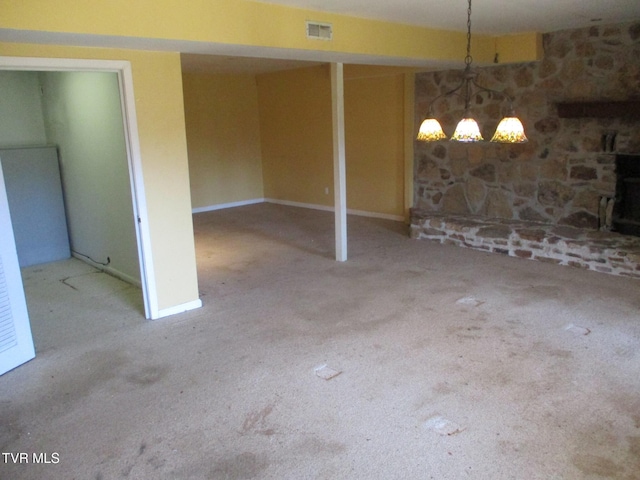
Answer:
[495,32,544,65]
[344,68,405,217]
[0,0,541,65]
[256,64,408,218]
[183,72,264,209]
[0,42,200,314]
[257,65,334,205]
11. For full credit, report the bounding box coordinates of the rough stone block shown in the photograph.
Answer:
[550,226,585,239]
[443,222,467,233]
[470,164,496,182]
[538,181,575,207]
[595,266,613,273]
[568,261,589,269]
[620,272,640,278]
[422,228,445,236]
[516,229,547,242]
[570,166,598,180]
[560,212,598,230]
[588,245,605,255]
[535,256,563,264]
[476,225,512,239]
[611,263,632,270]
[597,155,615,165]
[627,253,640,263]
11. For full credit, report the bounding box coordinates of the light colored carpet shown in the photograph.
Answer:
[1,203,639,479]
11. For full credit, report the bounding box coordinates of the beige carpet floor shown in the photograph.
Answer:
[1,203,639,479]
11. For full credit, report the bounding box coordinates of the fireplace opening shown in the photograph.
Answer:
[612,154,640,237]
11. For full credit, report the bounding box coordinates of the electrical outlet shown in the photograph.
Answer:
[324,187,329,195]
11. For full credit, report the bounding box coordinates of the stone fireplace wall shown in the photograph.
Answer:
[414,21,640,230]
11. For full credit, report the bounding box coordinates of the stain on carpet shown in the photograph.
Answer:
[241,404,275,435]
[571,453,624,477]
[125,365,169,386]
[208,452,269,480]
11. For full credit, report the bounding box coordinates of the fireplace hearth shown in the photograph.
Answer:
[613,155,640,237]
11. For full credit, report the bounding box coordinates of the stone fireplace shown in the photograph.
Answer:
[413,21,640,229]
[410,21,640,279]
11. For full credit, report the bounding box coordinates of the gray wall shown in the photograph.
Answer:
[0,71,47,146]
[0,146,70,267]
[0,70,140,284]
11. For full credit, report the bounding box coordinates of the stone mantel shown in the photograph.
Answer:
[556,101,640,119]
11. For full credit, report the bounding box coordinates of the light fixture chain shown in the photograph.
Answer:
[465,0,473,65]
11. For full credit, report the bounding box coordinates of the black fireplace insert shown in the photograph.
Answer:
[612,154,640,236]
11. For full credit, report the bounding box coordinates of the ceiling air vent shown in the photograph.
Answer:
[306,21,332,40]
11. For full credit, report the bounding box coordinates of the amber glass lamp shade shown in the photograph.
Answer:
[450,117,483,142]
[417,118,447,141]
[490,116,528,143]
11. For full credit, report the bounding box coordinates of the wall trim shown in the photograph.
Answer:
[156,299,203,320]
[193,197,404,222]
[345,208,404,222]
[71,252,142,288]
[265,198,334,213]
[265,198,404,221]
[192,198,264,213]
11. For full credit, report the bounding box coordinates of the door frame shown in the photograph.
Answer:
[0,56,156,319]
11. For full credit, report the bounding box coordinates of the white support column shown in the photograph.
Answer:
[404,72,416,224]
[331,62,347,262]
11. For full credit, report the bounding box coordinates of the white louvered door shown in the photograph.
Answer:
[0,160,35,376]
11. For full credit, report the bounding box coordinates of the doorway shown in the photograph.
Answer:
[0,57,155,372]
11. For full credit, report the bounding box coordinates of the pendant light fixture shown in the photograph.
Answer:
[417,0,527,143]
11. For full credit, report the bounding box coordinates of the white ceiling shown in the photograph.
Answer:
[253,0,640,35]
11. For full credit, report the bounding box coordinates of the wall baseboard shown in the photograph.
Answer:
[265,198,404,222]
[155,299,202,320]
[71,252,142,287]
[192,198,264,213]
[103,266,141,288]
[264,198,334,213]
[344,207,404,222]
[192,197,403,222]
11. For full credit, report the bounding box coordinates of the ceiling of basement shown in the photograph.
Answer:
[253,0,640,35]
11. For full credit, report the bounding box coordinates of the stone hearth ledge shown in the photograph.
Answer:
[410,210,640,279]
